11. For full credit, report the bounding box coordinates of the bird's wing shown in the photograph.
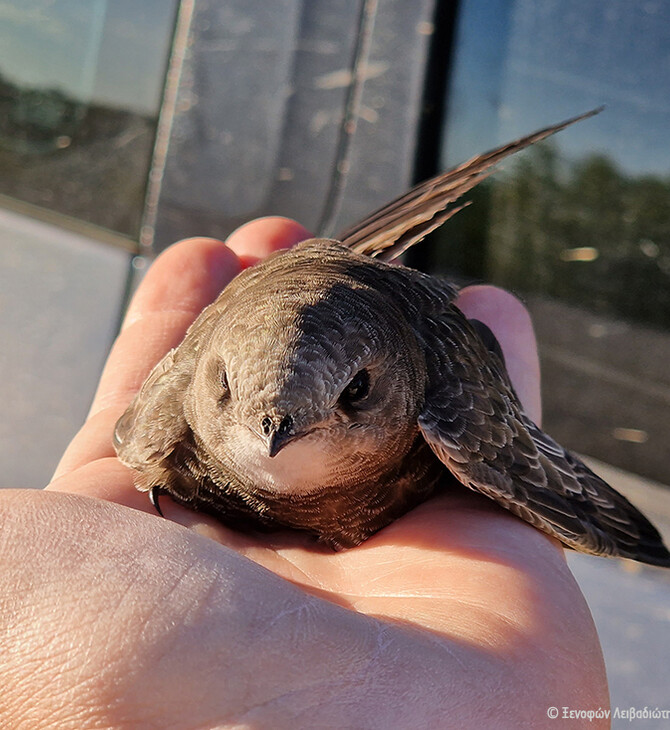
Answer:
[113,347,190,466]
[417,306,670,566]
[113,301,222,468]
[339,108,602,261]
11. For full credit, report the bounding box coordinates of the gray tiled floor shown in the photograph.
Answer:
[569,459,670,727]
[569,553,670,727]
[0,207,129,487]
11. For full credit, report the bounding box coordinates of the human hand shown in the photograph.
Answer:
[1,218,608,728]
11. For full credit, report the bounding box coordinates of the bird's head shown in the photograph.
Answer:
[184,255,426,493]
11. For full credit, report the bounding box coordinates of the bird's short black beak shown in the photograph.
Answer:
[260,414,295,457]
[266,429,293,458]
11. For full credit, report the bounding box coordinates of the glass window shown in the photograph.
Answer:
[0,0,178,241]
[430,0,670,485]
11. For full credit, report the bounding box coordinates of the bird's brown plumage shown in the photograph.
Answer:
[114,109,670,565]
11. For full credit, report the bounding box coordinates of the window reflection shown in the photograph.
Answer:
[489,145,670,328]
[0,0,178,239]
[433,0,670,484]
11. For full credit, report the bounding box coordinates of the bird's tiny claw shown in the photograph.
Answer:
[149,486,165,518]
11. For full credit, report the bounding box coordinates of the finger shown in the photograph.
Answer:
[456,285,542,425]
[121,237,239,332]
[52,219,311,484]
[225,216,313,267]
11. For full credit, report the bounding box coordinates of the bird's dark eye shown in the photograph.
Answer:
[340,369,370,404]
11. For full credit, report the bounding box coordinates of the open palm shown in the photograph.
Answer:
[1,218,608,728]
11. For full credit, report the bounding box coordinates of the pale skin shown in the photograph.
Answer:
[0,218,609,729]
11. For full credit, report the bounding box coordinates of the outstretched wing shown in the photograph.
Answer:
[339,108,602,261]
[417,306,670,567]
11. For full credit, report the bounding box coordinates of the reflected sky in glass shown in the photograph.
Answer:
[0,0,178,236]
[0,0,176,114]
[443,0,670,176]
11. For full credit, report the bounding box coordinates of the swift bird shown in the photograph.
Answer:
[114,109,670,566]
